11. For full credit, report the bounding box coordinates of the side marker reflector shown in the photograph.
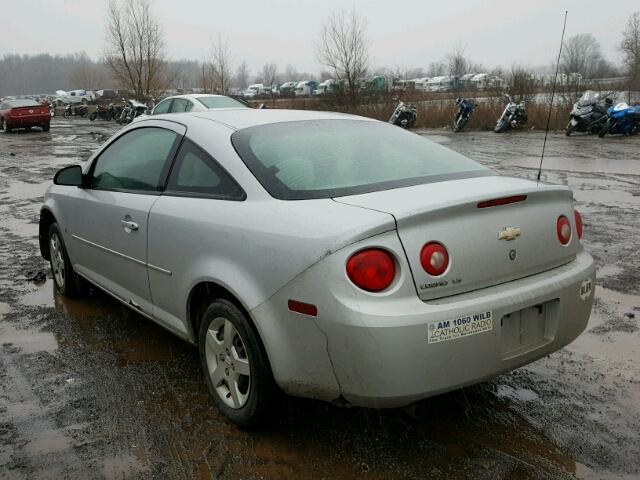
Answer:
[288,300,318,317]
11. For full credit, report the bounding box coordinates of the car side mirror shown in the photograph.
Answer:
[54,165,84,187]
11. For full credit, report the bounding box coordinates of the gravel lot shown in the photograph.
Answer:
[0,117,639,479]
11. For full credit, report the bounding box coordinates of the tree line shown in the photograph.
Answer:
[1,1,638,101]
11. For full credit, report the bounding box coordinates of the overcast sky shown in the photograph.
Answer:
[2,0,637,74]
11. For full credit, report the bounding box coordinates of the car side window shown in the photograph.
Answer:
[170,98,189,113]
[166,139,244,199]
[185,101,194,112]
[153,99,172,115]
[91,127,178,192]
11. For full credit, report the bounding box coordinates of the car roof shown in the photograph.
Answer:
[169,108,374,130]
[162,93,232,100]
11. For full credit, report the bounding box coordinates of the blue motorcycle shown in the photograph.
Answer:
[598,102,639,137]
[453,98,475,132]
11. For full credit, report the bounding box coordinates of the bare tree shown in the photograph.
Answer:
[283,64,298,81]
[104,0,165,99]
[445,46,469,78]
[200,36,233,94]
[426,61,445,78]
[317,9,369,104]
[621,12,640,90]
[560,33,603,79]
[260,62,278,87]
[234,60,250,89]
[507,65,538,102]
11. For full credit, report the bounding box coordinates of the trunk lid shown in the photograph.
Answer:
[11,105,49,117]
[334,176,579,301]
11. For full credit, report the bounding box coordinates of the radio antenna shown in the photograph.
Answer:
[537,10,568,185]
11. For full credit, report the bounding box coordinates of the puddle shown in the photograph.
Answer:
[25,429,71,455]
[101,453,151,478]
[1,180,50,200]
[0,321,58,353]
[21,285,55,306]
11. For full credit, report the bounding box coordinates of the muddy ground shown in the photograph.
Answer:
[0,117,639,480]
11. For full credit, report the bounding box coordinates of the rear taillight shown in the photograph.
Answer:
[574,210,583,239]
[346,248,396,292]
[557,215,571,245]
[420,242,449,276]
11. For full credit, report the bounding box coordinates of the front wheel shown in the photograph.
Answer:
[198,299,277,427]
[494,118,509,133]
[565,121,574,136]
[48,223,84,297]
[454,115,468,132]
[89,111,97,121]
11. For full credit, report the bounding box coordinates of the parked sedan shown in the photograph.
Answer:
[148,94,247,116]
[1,99,51,132]
[40,109,595,426]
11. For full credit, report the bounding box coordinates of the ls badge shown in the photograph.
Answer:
[498,226,521,241]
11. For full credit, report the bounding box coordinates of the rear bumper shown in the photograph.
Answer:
[7,115,50,127]
[327,249,595,407]
[252,234,595,407]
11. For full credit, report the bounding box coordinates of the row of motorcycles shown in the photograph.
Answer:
[90,99,148,124]
[467,91,639,136]
[61,99,148,124]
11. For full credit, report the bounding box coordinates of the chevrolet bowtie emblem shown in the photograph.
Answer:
[498,226,521,241]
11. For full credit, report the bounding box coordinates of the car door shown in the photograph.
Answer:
[64,122,185,316]
[146,138,245,336]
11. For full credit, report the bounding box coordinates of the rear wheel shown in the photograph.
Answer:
[1,117,11,133]
[48,223,84,298]
[42,123,50,132]
[89,111,97,121]
[198,299,277,427]
[598,120,610,138]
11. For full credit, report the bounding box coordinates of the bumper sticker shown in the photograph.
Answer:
[580,278,593,300]
[427,311,493,344]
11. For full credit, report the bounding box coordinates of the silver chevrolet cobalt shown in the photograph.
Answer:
[40,109,595,425]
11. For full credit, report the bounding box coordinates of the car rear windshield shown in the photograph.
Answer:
[8,99,41,108]
[197,96,246,109]
[231,119,491,200]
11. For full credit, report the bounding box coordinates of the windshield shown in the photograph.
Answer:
[578,90,599,107]
[231,119,491,200]
[197,96,246,109]
[8,99,40,108]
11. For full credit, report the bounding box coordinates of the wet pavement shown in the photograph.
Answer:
[0,118,639,479]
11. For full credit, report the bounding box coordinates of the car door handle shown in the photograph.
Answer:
[121,220,139,232]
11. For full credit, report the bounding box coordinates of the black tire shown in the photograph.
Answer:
[89,111,97,121]
[454,115,468,132]
[494,119,508,133]
[198,299,277,427]
[598,121,609,138]
[47,223,84,298]
[565,121,574,136]
[42,124,50,132]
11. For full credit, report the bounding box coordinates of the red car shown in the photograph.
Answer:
[0,99,51,133]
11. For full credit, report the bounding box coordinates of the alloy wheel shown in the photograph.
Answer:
[49,233,65,289]
[205,317,251,409]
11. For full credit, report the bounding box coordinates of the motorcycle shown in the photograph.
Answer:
[598,102,640,137]
[108,102,123,122]
[64,104,88,118]
[494,94,527,133]
[117,99,147,124]
[453,98,475,132]
[566,91,611,136]
[89,104,112,121]
[389,101,417,128]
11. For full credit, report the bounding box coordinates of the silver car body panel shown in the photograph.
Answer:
[42,109,595,407]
